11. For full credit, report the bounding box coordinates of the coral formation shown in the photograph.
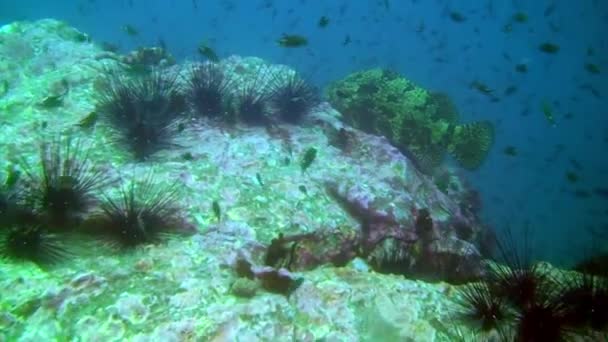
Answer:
[326,68,495,171]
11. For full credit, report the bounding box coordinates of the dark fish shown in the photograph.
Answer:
[212,200,221,222]
[504,86,517,96]
[515,63,528,73]
[541,100,556,126]
[382,0,390,10]
[544,3,556,17]
[277,34,308,48]
[122,24,139,36]
[4,164,20,188]
[76,111,98,129]
[318,16,329,28]
[300,147,317,172]
[449,11,466,22]
[192,0,198,10]
[572,189,590,198]
[539,42,560,54]
[0,79,8,97]
[298,185,307,195]
[342,35,351,46]
[255,172,264,187]
[503,146,517,156]
[579,83,601,98]
[470,80,493,96]
[197,43,219,62]
[38,94,64,108]
[569,158,582,170]
[585,63,600,74]
[512,12,528,23]
[593,187,608,199]
[502,23,513,33]
[565,171,579,183]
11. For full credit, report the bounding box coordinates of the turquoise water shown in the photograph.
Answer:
[0,1,607,341]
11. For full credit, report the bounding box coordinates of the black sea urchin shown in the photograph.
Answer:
[97,69,185,160]
[237,67,273,126]
[486,228,548,310]
[94,172,182,248]
[20,136,112,229]
[185,63,233,119]
[456,281,512,335]
[270,72,319,124]
[0,224,69,265]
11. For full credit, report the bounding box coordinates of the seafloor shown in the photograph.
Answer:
[0,19,572,342]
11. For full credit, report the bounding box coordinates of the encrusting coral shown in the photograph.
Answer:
[326,68,495,171]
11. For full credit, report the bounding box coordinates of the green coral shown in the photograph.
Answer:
[326,69,494,171]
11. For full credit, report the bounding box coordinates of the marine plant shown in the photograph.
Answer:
[89,172,183,248]
[326,68,494,171]
[185,62,233,119]
[19,135,112,229]
[270,72,319,124]
[97,69,186,160]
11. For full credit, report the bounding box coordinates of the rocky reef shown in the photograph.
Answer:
[0,19,563,341]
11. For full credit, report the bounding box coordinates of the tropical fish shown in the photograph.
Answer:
[565,171,579,183]
[318,16,329,28]
[277,34,308,48]
[503,146,517,156]
[122,24,139,36]
[38,94,65,108]
[539,42,560,54]
[212,200,221,222]
[585,63,600,74]
[449,11,466,22]
[198,43,219,62]
[512,12,528,23]
[300,147,317,172]
[541,100,556,126]
[255,172,264,187]
[342,35,351,46]
[76,111,98,129]
[515,63,528,73]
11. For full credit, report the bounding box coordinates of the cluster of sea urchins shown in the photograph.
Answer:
[453,230,608,340]
[97,63,319,161]
[0,135,187,266]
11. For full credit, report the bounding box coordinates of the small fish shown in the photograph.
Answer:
[515,63,528,73]
[277,34,308,48]
[586,47,595,57]
[593,187,608,199]
[470,80,493,96]
[504,86,517,96]
[382,0,390,10]
[512,12,528,23]
[298,185,307,195]
[342,35,351,46]
[566,171,579,183]
[198,43,219,62]
[502,23,513,33]
[541,100,556,126]
[38,94,64,108]
[503,146,517,156]
[0,79,8,97]
[4,164,20,188]
[585,63,600,74]
[539,42,560,54]
[122,24,139,36]
[300,147,317,172]
[76,111,98,129]
[212,200,221,222]
[572,189,590,198]
[449,11,466,22]
[318,16,329,28]
[255,172,264,187]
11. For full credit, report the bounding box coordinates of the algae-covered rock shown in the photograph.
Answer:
[326,68,495,171]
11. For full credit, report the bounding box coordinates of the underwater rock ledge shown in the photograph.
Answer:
[0,19,502,341]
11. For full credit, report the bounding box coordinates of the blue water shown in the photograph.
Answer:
[2,0,607,266]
